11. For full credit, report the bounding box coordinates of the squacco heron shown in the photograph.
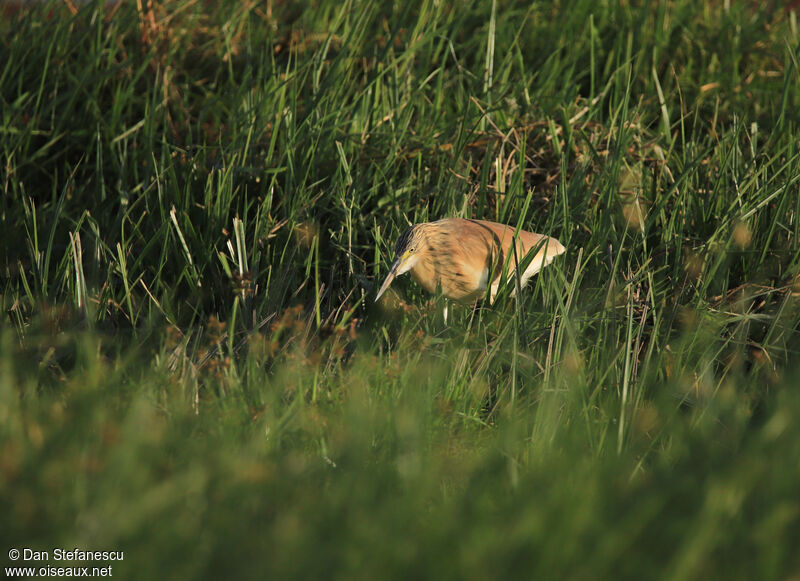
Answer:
[375,218,566,304]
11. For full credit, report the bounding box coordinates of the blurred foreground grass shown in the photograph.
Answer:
[2,0,800,578]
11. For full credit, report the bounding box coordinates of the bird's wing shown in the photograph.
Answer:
[429,219,497,295]
[470,219,565,279]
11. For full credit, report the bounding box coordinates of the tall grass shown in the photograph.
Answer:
[1,0,799,578]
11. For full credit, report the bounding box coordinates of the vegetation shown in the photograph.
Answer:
[2,0,799,578]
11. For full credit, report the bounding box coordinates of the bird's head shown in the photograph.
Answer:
[375,225,425,302]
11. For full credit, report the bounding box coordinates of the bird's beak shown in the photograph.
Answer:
[375,258,402,302]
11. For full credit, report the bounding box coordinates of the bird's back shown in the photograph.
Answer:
[438,218,565,300]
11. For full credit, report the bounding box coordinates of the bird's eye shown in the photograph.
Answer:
[409,247,415,253]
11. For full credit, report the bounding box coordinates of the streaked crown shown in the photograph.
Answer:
[393,224,425,257]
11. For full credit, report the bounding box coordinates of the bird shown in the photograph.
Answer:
[375,218,566,305]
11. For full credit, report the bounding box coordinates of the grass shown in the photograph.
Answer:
[2,0,800,578]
